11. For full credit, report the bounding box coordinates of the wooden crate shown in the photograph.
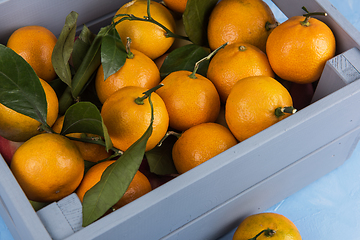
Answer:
[1,0,360,239]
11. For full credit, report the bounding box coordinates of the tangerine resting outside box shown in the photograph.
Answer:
[1,0,360,239]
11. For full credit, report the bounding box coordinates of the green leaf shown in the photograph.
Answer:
[183,0,218,46]
[145,134,178,175]
[0,44,47,124]
[82,96,155,227]
[101,27,127,81]
[160,44,210,79]
[52,11,79,87]
[62,101,112,151]
[58,25,110,114]
[72,25,96,71]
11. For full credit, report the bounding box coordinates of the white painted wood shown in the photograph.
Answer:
[1,0,360,239]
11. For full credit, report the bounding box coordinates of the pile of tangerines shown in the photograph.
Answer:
[0,0,336,237]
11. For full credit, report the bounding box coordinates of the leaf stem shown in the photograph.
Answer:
[157,130,182,147]
[134,84,164,105]
[189,42,228,79]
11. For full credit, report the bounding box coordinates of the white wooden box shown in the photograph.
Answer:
[1,0,360,239]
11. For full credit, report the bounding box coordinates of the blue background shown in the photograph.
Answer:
[1,0,360,239]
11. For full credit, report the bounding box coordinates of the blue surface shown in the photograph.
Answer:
[1,1,360,240]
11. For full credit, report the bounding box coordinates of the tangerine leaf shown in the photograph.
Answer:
[145,134,178,175]
[61,101,112,151]
[52,11,79,87]
[0,44,47,124]
[183,0,218,46]
[160,44,210,79]
[101,27,127,81]
[82,96,155,227]
[59,25,110,114]
[72,25,96,71]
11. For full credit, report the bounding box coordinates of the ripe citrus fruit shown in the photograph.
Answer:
[266,15,336,84]
[156,70,220,131]
[163,0,187,14]
[76,160,152,210]
[95,49,160,104]
[225,76,295,142]
[207,0,277,52]
[233,212,302,240]
[6,25,57,82]
[172,122,237,174]
[207,42,275,103]
[0,78,59,142]
[114,0,176,59]
[101,86,169,152]
[11,133,84,202]
[52,116,112,162]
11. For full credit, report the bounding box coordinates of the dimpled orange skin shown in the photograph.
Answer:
[156,70,221,131]
[207,0,276,52]
[11,133,84,202]
[101,86,169,152]
[95,49,161,104]
[114,0,176,60]
[207,42,275,103]
[76,160,152,209]
[6,26,57,82]
[163,0,188,13]
[266,16,336,84]
[0,78,59,142]
[172,122,238,174]
[233,212,302,240]
[225,76,293,142]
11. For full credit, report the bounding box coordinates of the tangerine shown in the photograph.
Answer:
[266,15,336,84]
[207,42,274,103]
[11,133,84,202]
[207,0,276,52]
[225,76,295,142]
[172,122,237,174]
[156,70,220,131]
[233,212,302,240]
[95,48,161,104]
[101,86,169,152]
[6,25,57,82]
[76,160,152,210]
[114,0,176,59]
[163,0,187,14]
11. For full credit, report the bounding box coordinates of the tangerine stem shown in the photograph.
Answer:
[134,83,164,105]
[275,106,297,118]
[301,6,327,26]
[265,21,279,31]
[189,42,228,79]
[248,228,276,240]
[126,37,134,59]
[157,130,182,147]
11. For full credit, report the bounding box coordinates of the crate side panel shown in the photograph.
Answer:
[163,125,360,240]
[0,157,51,240]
